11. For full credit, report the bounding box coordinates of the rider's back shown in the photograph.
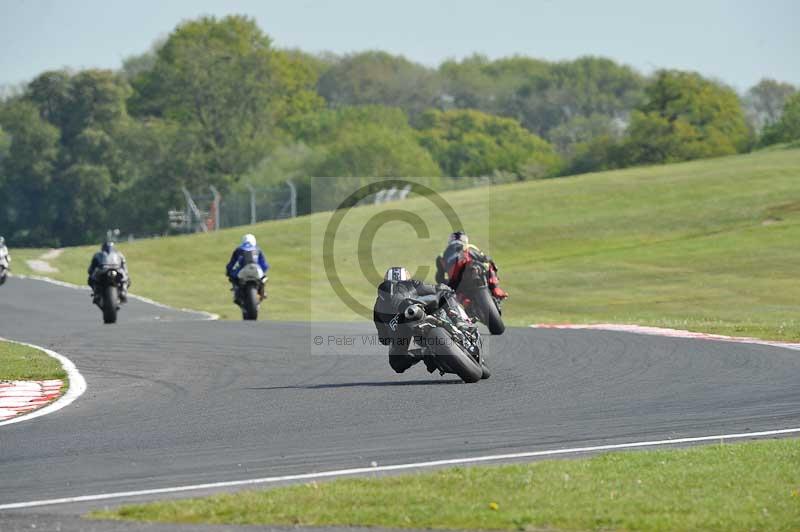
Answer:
[95,250,123,269]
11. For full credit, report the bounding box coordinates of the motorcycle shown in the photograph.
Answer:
[0,263,7,286]
[233,263,267,320]
[402,297,488,383]
[449,259,506,335]
[91,267,126,324]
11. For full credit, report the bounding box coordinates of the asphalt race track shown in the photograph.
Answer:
[1,277,799,527]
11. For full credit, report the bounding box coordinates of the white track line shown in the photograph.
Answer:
[11,273,219,320]
[0,339,87,428]
[1,426,798,510]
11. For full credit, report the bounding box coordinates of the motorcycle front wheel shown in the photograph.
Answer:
[102,285,118,324]
[426,327,482,383]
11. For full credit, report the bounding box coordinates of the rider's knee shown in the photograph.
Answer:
[389,355,414,373]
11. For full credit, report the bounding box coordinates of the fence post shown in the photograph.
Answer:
[245,183,257,225]
[286,179,297,218]
[182,186,208,233]
[209,185,221,231]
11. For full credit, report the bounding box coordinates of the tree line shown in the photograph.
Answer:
[0,15,798,246]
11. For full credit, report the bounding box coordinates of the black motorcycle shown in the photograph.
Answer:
[233,263,267,320]
[91,267,125,324]
[402,297,488,383]
[454,261,505,335]
[0,264,7,286]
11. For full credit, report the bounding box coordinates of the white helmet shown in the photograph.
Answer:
[384,266,410,282]
[242,233,257,247]
[449,231,468,245]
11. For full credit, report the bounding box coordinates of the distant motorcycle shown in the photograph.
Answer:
[0,247,8,286]
[233,263,267,320]
[402,296,487,383]
[453,260,505,335]
[91,267,126,324]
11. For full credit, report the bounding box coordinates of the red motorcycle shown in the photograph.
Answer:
[438,255,507,335]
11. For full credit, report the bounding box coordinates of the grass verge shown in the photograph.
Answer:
[0,340,66,381]
[10,148,800,339]
[90,438,800,530]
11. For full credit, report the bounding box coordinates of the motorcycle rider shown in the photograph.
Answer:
[0,237,10,281]
[0,237,10,267]
[87,241,130,303]
[226,234,269,300]
[435,231,508,299]
[373,266,474,374]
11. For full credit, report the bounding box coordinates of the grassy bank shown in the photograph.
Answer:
[12,147,800,338]
[0,340,66,381]
[91,438,800,530]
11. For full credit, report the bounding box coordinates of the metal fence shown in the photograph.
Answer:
[171,175,502,234]
[172,181,297,233]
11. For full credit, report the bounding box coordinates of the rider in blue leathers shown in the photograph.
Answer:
[226,234,269,299]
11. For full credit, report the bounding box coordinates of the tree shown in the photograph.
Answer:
[0,125,10,164]
[438,55,551,114]
[317,51,442,122]
[621,70,750,165]
[1,70,139,245]
[26,70,73,131]
[102,117,183,236]
[438,55,644,144]
[129,15,323,188]
[760,93,800,146]
[566,134,625,175]
[745,78,796,133]
[498,57,644,139]
[120,38,166,81]
[288,105,411,145]
[46,70,134,244]
[548,113,623,155]
[417,109,562,179]
[0,100,60,244]
[314,123,441,179]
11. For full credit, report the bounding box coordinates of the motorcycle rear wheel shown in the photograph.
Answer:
[242,285,259,321]
[474,287,505,335]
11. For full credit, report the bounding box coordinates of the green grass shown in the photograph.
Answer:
[12,148,800,338]
[90,438,800,531]
[0,340,66,381]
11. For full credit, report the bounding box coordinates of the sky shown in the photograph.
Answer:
[1,0,798,92]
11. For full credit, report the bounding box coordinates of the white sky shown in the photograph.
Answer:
[1,0,798,91]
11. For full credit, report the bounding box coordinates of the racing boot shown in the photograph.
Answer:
[423,354,439,373]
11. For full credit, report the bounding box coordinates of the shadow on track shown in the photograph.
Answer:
[249,379,463,390]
